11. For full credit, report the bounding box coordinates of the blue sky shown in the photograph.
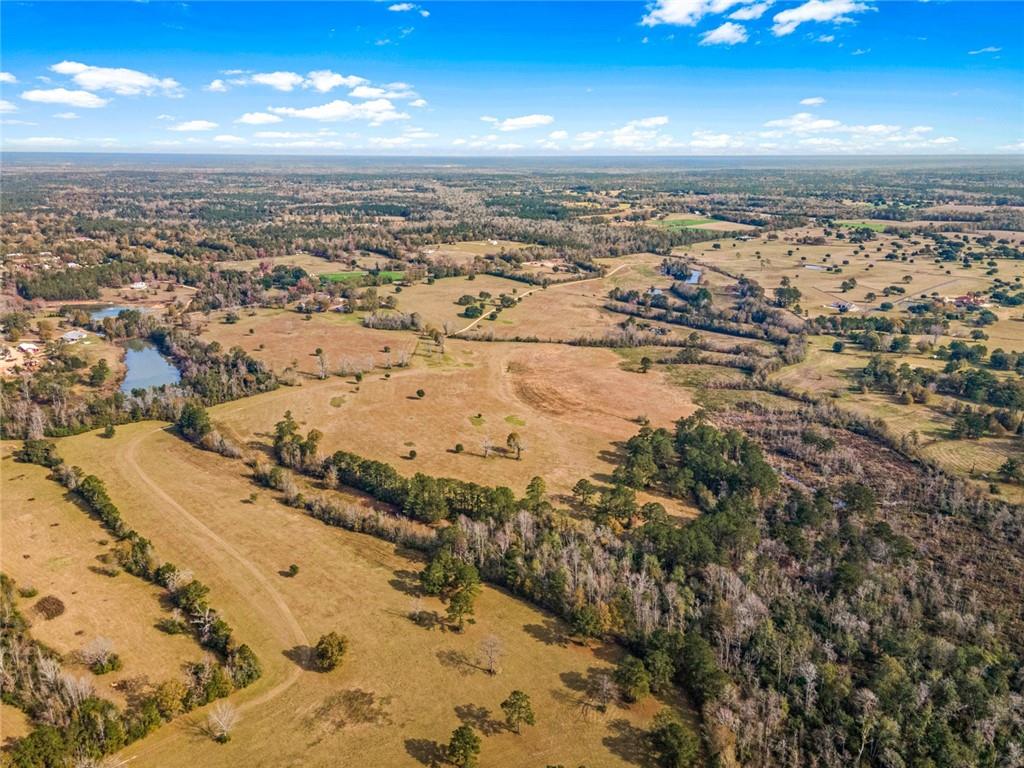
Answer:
[0,1,1021,154]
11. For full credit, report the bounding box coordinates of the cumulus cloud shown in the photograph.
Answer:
[268,98,409,124]
[21,88,108,108]
[388,3,430,16]
[689,130,745,149]
[0,72,17,84]
[250,71,306,91]
[50,61,180,95]
[213,134,246,144]
[642,0,739,27]
[253,130,337,139]
[305,70,368,92]
[488,114,555,131]
[700,22,748,45]
[350,83,416,100]
[0,99,16,113]
[409,98,428,108]
[800,96,826,105]
[729,1,772,20]
[169,119,219,131]
[549,130,569,140]
[771,0,872,36]
[764,112,842,133]
[816,34,835,42]
[236,112,283,125]
[205,79,228,93]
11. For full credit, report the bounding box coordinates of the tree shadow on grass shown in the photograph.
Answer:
[405,737,446,767]
[454,703,505,736]
[283,645,319,671]
[603,718,656,767]
[436,648,483,677]
[389,568,423,597]
[523,617,568,647]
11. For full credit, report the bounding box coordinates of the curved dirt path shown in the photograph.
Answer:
[451,262,629,336]
[118,425,309,712]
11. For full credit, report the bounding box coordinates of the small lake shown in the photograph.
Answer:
[685,269,702,284]
[121,339,180,393]
[90,305,133,321]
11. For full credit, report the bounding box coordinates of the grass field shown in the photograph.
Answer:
[209,339,698,505]
[36,423,690,768]
[198,308,419,376]
[1,454,201,707]
[321,270,405,284]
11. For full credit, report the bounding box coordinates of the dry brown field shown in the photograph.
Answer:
[31,423,692,768]
[1,453,202,707]
[209,339,698,506]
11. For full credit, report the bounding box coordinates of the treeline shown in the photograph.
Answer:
[7,441,261,768]
[15,258,149,301]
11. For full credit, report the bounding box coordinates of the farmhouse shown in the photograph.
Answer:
[17,342,40,355]
[130,281,148,290]
[827,300,860,313]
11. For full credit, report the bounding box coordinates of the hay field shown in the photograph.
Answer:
[215,252,337,274]
[421,240,533,265]
[51,423,688,768]
[1,453,201,706]
[391,273,528,331]
[686,229,1010,317]
[198,308,419,376]
[210,340,697,502]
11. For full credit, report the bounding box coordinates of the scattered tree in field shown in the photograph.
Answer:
[286,563,299,577]
[315,631,348,671]
[506,432,522,460]
[478,634,503,675]
[500,690,535,734]
[639,356,653,373]
[446,725,481,767]
[207,701,238,743]
[571,478,597,509]
[81,637,121,675]
[102,423,115,439]
[421,546,481,631]
[177,401,212,442]
[416,388,425,399]
[454,443,464,453]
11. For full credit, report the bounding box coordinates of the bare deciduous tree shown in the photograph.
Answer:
[207,700,239,743]
[478,634,503,675]
[79,637,114,667]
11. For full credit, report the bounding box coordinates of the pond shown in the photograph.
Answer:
[121,339,181,393]
[90,305,134,321]
[685,269,702,284]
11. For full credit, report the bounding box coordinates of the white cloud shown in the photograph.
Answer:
[852,48,870,55]
[53,112,78,119]
[21,88,108,108]
[689,130,745,149]
[700,22,748,45]
[205,79,228,93]
[968,46,1001,55]
[771,0,872,37]
[250,71,305,91]
[575,130,605,142]
[268,98,409,124]
[213,134,246,144]
[800,96,826,105]
[642,0,739,27]
[388,3,415,10]
[997,140,1024,152]
[50,61,180,95]
[350,84,415,100]
[169,119,218,132]
[0,99,16,113]
[452,138,467,146]
[817,34,835,42]
[156,114,175,121]
[495,143,523,150]
[610,117,680,150]
[480,116,498,123]
[253,130,336,139]
[632,116,670,127]
[0,72,17,84]
[368,136,414,147]
[493,114,555,131]
[305,70,368,92]
[549,130,569,140]
[409,98,428,108]
[5,136,79,148]
[150,140,183,147]
[764,112,842,132]
[236,112,282,125]
[729,1,772,20]
[928,136,958,145]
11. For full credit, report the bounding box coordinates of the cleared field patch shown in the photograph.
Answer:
[321,269,404,284]
[0,454,201,707]
[211,340,697,500]
[421,240,533,265]
[54,424,688,768]
[215,252,337,274]
[198,308,419,376]
[395,273,530,331]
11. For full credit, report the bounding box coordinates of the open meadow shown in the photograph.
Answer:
[19,422,693,768]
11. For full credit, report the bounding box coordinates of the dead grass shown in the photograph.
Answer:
[49,423,689,768]
[0,455,201,707]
